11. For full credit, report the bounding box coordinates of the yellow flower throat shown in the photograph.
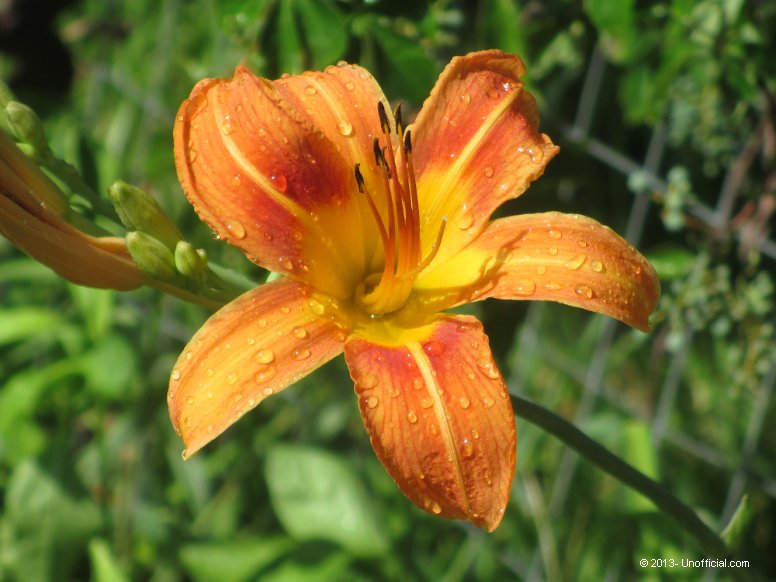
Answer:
[353,102,447,316]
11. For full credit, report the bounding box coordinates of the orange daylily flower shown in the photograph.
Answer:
[169,50,660,531]
[0,132,145,290]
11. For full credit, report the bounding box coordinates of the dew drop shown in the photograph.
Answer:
[412,378,424,390]
[590,260,604,273]
[279,257,293,271]
[460,93,471,104]
[565,254,586,270]
[467,371,476,380]
[280,306,290,314]
[359,372,379,389]
[229,174,242,189]
[494,182,510,199]
[578,240,588,248]
[184,416,192,427]
[431,502,442,515]
[207,367,214,377]
[188,149,198,163]
[482,397,495,408]
[420,397,433,409]
[471,428,480,440]
[307,299,325,315]
[345,81,355,91]
[227,372,237,385]
[293,326,308,339]
[187,396,194,405]
[512,279,536,296]
[292,348,311,361]
[304,85,317,95]
[457,212,474,230]
[226,219,246,240]
[548,246,558,256]
[483,165,494,178]
[423,341,445,356]
[206,424,213,433]
[461,438,474,457]
[256,366,276,382]
[458,396,471,409]
[221,119,234,135]
[575,284,594,299]
[407,410,418,423]
[263,387,274,397]
[207,390,214,400]
[270,173,287,192]
[548,229,562,240]
[544,282,562,290]
[256,349,275,364]
[365,395,379,409]
[171,368,181,381]
[258,319,267,328]
[331,119,354,137]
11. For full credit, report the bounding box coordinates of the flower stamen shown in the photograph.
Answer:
[353,103,446,315]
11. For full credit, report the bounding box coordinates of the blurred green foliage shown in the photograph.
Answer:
[1,0,774,580]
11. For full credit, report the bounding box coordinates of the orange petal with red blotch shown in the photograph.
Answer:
[168,278,347,457]
[273,63,390,178]
[411,50,558,260]
[415,212,660,331]
[344,315,516,531]
[174,67,363,297]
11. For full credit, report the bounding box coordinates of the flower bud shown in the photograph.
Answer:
[5,101,50,154]
[108,180,182,249]
[126,231,177,281]
[174,240,208,287]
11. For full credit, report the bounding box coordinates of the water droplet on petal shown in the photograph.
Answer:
[412,378,424,390]
[258,319,267,328]
[263,386,274,396]
[293,326,308,339]
[279,257,293,271]
[188,149,198,163]
[270,173,287,192]
[420,397,433,409]
[256,366,276,382]
[461,438,474,457]
[226,219,246,239]
[460,93,471,104]
[512,279,536,296]
[227,372,237,385]
[578,240,588,248]
[359,373,379,390]
[458,396,471,409]
[431,502,442,515]
[457,212,474,230]
[407,411,418,423]
[365,395,379,409]
[256,349,275,364]
[423,341,445,356]
[483,165,494,178]
[548,246,558,256]
[221,119,234,135]
[304,85,317,95]
[575,284,594,299]
[184,416,192,427]
[171,368,181,381]
[229,174,242,189]
[337,121,354,136]
[565,254,586,270]
[544,282,562,290]
[307,299,325,315]
[345,81,355,91]
[280,306,290,314]
[494,182,510,199]
[482,397,495,408]
[292,348,310,360]
[548,229,562,239]
[590,260,604,273]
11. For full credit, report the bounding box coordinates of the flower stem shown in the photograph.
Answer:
[510,394,732,559]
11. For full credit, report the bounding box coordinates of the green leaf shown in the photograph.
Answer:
[370,23,437,104]
[278,0,304,74]
[265,444,388,556]
[480,0,524,56]
[621,420,659,514]
[296,0,348,68]
[0,308,62,347]
[647,246,696,280]
[179,537,295,582]
[721,495,751,550]
[89,539,130,582]
[584,0,637,62]
[260,551,352,582]
[79,335,137,399]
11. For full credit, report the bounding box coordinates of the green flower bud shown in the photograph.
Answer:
[174,241,208,288]
[108,180,182,249]
[126,231,177,281]
[5,101,51,154]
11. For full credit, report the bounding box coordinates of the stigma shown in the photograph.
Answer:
[353,102,447,315]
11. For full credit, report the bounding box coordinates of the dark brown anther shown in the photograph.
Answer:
[377,101,391,134]
[372,138,391,179]
[403,130,412,155]
[394,103,404,136]
[354,163,365,193]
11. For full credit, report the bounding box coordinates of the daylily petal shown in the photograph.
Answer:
[273,63,389,178]
[344,315,516,531]
[168,278,347,457]
[415,212,660,331]
[174,67,365,297]
[411,50,559,261]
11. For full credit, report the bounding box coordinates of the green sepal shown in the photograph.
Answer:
[174,241,208,288]
[5,102,51,154]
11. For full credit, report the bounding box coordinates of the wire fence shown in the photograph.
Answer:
[505,46,776,581]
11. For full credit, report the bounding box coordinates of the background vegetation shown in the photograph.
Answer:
[1,0,774,580]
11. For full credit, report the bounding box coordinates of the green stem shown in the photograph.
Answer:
[510,394,731,558]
